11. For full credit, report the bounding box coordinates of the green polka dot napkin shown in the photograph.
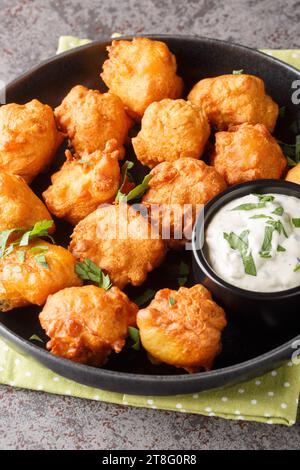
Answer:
[0,39,300,426]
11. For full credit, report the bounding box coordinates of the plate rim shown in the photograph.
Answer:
[0,321,299,384]
[5,34,300,91]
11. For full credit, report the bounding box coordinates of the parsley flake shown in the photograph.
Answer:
[75,258,111,290]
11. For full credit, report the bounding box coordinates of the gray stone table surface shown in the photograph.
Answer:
[0,0,300,450]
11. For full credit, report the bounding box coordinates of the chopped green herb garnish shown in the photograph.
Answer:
[287,156,298,168]
[292,218,300,228]
[29,245,49,253]
[278,134,300,167]
[223,232,241,250]
[224,230,257,276]
[178,277,188,287]
[272,206,284,216]
[128,326,140,351]
[279,106,286,118]
[277,245,286,252]
[259,217,290,258]
[278,141,296,158]
[16,251,26,263]
[177,261,189,286]
[101,274,112,291]
[75,258,111,290]
[119,174,152,203]
[254,194,275,203]
[134,289,155,307]
[115,160,134,202]
[232,69,244,75]
[19,220,54,247]
[259,226,274,258]
[4,244,14,257]
[34,253,49,270]
[293,262,300,272]
[169,296,176,306]
[179,261,189,277]
[29,334,44,343]
[0,228,23,258]
[266,219,288,238]
[296,135,300,162]
[249,214,273,220]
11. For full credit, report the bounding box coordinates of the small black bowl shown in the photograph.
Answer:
[192,179,300,330]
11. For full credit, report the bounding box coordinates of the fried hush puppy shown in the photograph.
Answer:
[0,240,82,312]
[101,38,183,119]
[69,203,166,289]
[0,171,53,233]
[55,85,132,158]
[43,139,121,225]
[286,163,300,185]
[39,285,138,366]
[137,285,227,372]
[188,74,278,132]
[132,99,210,168]
[0,100,63,183]
[142,158,227,248]
[211,123,287,186]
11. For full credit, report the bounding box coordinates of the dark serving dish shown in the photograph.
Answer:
[0,35,300,396]
[192,179,300,329]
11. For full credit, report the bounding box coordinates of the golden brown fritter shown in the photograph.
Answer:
[69,203,166,289]
[0,171,53,233]
[286,163,300,185]
[39,285,138,366]
[0,99,63,183]
[43,139,121,225]
[132,99,210,168]
[54,85,132,158]
[101,38,183,120]
[211,123,287,186]
[137,285,227,372]
[142,158,227,248]
[0,240,82,312]
[188,74,278,132]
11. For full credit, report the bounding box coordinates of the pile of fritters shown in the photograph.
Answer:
[0,37,291,372]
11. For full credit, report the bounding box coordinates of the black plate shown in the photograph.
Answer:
[0,35,300,396]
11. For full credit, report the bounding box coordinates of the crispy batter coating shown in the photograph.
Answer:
[188,74,278,132]
[69,203,166,289]
[0,240,82,312]
[43,139,121,225]
[39,285,138,366]
[54,85,132,158]
[211,123,287,186]
[286,163,300,185]
[137,285,227,372]
[0,171,53,232]
[0,100,63,183]
[132,99,210,168]
[142,158,227,248]
[101,38,183,119]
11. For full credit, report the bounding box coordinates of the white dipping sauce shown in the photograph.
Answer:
[205,193,300,292]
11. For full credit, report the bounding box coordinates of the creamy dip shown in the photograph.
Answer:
[205,193,300,292]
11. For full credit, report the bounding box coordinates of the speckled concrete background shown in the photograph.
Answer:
[0,0,300,450]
